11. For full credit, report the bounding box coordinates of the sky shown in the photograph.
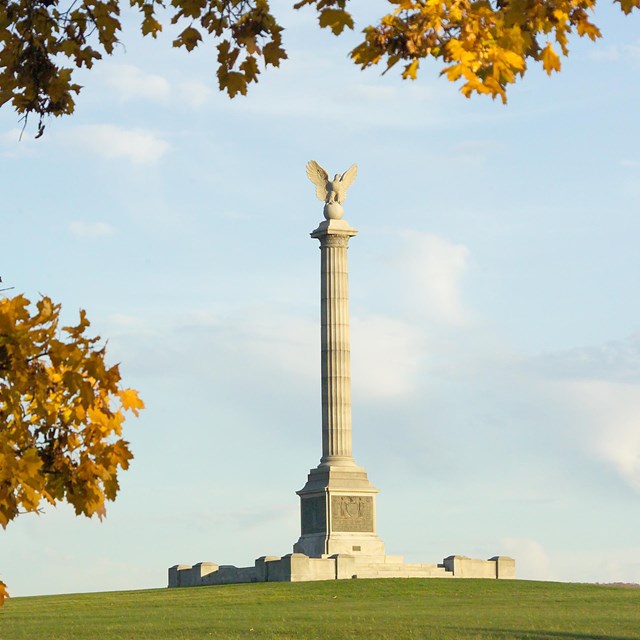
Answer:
[1,0,640,597]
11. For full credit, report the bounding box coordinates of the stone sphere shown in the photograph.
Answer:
[323,202,344,220]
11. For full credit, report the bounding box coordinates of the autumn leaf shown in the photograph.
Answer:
[142,16,163,38]
[220,71,249,97]
[541,42,562,74]
[174,26,202,51]
[240,56,260,84]
[616,0,640,13]
[318,8,354,35]
[402,59,419,80]
[119,389,145,416]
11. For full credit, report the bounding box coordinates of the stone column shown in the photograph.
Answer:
[294,166,384,559]
[311,220,358,467]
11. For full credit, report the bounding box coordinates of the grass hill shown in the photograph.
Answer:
[1,578,639,639]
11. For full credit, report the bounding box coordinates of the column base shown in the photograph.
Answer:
[294,532,386,557]
[294,463,385,559]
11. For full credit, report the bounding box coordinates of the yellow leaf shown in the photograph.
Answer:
[240,56,260,83]
[119,389,145,416]
[174,26,202,52]
[0,579,8,607]
[502,50,525,71]
[402,59,419,80]
[263,42,287,67]
[219,71,248,98]
[142,16,163,38]
[318,9,354,36]
[541,42,561,75]
[576,20,602,41]
[617,0,640,14]
[540,42,561,75]
[22,448,43,479]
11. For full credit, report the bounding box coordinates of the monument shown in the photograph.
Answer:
[292,161,384,560]
[168,162,515,586]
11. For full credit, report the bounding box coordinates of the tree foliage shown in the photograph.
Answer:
[0,0,638,134]
[1,0,638,133]
[0,294,144,604]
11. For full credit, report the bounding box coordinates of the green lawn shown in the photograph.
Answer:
[1,579,639,640]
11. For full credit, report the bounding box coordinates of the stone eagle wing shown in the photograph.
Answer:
[338,163,358,201]
[306,160,329,202]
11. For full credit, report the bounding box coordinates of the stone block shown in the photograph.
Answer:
[254,556,282,582]
[168,565,191,588]
[490,556,516,579]
[202,565,258,585]
[281,553,337,582]
[443,555,496,578]
[332,554,357,579]
[443,555,518,579]
[192,562,219,579]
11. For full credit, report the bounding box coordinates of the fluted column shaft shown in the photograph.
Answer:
[311,222,357,466]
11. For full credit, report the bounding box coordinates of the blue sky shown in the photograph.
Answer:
[1,1,640,596]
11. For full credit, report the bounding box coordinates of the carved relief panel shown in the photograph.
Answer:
[330,495,374,532]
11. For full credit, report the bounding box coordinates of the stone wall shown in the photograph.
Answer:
[168,553,515,587]
[442,555,516,579]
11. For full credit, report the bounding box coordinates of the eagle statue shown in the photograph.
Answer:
[305,161,358,220]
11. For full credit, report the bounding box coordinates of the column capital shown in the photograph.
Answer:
[310,219,358,240]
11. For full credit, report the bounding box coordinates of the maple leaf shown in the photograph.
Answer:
[402,59,420,80]
[119,389,145,416]
[174,26,202,51]
[541,42,562,74]
[318,8,354,35]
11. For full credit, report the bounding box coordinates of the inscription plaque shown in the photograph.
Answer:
[301,495,326,535]
[330,495,374,532]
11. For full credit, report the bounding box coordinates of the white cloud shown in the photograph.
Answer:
[597,554,640,584]
[395,231,472,326]
[0,128,41,157]
[449,139,502,167]
[1,128,27,144]
[178,80,215,108]
[166,310,317,383]
[107,314,150,331]
[352,315,425,399]
[560,380,640,492]
[69,220,115,238]
[227,55,451,130]
[515,334,640,492]
[347,84,398,102]
[502,537,556,581]
[68,125,169,165]
[101,64,170,103]
[529,333,640,383]
[589,46,619,62]
[98,64,216,109]
[235,313,317,381]
[624,43,640,62]
[590,43,640,64]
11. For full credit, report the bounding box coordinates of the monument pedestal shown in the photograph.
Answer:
[293,463,385,557]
